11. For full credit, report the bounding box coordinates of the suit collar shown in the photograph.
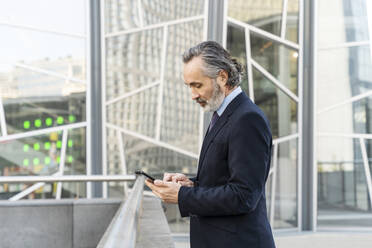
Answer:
[197,92,248,178]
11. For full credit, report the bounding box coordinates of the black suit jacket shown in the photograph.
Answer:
[178,92,276,248]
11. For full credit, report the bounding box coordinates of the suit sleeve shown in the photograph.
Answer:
[178,112,272,217]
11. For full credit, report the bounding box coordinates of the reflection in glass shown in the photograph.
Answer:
[108,133,198,196]
[61,127,86,198]
[365,140,372,185]
[141,0,204,26]
[317,97,372,134]
[286,0,299,43]
[251,35,298,95]
[0,26,86,79]
[273,139,298,228]
[105,0,204,33]
[228,0,283,37]
[317,46,372,110]
[1,68,85,135]
[317,137,372,227]
[107,86,158,138]
[160,20,204,154]
[318,0,369,46]
[253,68,297,139]
[0,132,62,199]
[226,24,249,95]
[105,28,163,101]
[0,0,86,35]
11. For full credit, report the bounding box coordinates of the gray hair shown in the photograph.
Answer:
[182,41,243,88]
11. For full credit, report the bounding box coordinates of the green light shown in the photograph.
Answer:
[23,144,29,152]
[23,159,29,166]
[67,156,73,163]
[69,115,76,123]
[56,156,60,163]
[34,119,42,128]
[24,121,30,129]
[56,141,62,149]
[33,158,40,165]
[45,117,53,126]
[68,140,73,148]
[33,143,40,151]
[57,116,64,125]
[44,157,51,165]
[44,142,51,150]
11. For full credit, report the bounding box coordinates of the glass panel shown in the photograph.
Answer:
[366,139,372,176]
[253,68,298,139]
[251,35,298,95]
[0,26,86,79]
[105,28,163,101]
[160,20,204,154]
[228,0,283,37]
[1,68,85,135]
[317,97,372,134]
[317,46,372,110]
[226,24,249,95]
[273,139,298,228]
[317,137,372,228]
[0,0,86,35]
[61,127,86,198]
[141,0,205,26]
[318,0,369,46]
[107,128,122,176]
[105,0,205,33]
[108,134,198,196]
[0,131,63,199]
[286,0,299,43]
[107,86,158,138]
[124,134,197,176]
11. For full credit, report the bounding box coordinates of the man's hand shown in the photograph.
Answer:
[163,172,194,187]
[145,179,181,204]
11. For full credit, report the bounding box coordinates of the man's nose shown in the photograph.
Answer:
[191,91,199,100]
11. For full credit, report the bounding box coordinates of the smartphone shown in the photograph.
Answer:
[135,170,156,183]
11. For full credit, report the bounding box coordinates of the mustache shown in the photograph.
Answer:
[195,97,207,104]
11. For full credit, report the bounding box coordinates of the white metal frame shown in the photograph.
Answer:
[0,97,7,136]
[0,21,85,39]
[298,0,304,231]
[224,0,304,232]
[102,0,209,197]
[155,25,168,141]
[315,0,372,231]
[86,0,93,198]
[100,0,108,198]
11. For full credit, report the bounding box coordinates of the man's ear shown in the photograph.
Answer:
[216,70,229,91]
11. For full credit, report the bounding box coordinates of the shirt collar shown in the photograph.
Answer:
[216,86,242,116]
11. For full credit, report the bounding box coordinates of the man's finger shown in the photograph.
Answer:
[154,179,165,186]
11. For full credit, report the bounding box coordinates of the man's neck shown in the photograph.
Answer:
[224,85,238,97]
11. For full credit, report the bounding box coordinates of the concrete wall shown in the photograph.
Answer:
[0,199,121,248]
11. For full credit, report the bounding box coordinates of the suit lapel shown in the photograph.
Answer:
[196,92,247,178]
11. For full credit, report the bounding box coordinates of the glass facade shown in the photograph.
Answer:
[0,0,88,200]
[226,0,300,229]
[0,0,371,234]
[317,0,372,228]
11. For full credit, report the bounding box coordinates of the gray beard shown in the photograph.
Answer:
[203,81,225,112]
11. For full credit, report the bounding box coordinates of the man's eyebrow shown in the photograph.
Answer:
[186,81,202,86]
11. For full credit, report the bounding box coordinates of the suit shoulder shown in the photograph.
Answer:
[233,97,271,129]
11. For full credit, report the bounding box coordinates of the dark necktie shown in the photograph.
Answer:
[208,111,219,132]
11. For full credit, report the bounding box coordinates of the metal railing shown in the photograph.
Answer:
[0,174,146,247]
[0,175,136,183]
[97,175,145,248]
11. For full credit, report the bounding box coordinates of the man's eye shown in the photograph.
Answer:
[196,84,202,88]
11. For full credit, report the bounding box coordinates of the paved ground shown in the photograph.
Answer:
[173,231,372,248]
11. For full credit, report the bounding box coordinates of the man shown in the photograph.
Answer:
[146,41,276,248]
